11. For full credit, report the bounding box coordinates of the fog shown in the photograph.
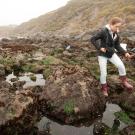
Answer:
[0,0,70,26]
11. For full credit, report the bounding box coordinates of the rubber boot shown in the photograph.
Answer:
[119,76,133,91]
[101,83,108,97]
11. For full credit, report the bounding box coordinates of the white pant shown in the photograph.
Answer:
[98,53,126,84]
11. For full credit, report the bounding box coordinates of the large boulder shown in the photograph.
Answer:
[39,65,106,124]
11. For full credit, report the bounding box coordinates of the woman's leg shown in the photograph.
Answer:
[98,56,108,84]
[109,53,133,90]
[98,56,108,96]
[109,53,126,76]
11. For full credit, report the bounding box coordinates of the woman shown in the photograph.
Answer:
[90,17,133,96]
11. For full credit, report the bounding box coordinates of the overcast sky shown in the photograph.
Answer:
[0,0,70,26]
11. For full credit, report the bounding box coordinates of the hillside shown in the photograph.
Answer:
[11,0,135,37]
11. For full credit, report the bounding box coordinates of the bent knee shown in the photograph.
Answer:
[117,63,125,69]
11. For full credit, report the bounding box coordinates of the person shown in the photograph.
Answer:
[90,17,133,96]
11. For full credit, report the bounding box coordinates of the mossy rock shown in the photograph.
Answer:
[21,64,35,72]
[42,56,63,65]
[0,57,15,67]
[51,48,64,56]
[30,75,37,81]
[10,77,19,82]
[43,68,53,79]
[21,63,43,73]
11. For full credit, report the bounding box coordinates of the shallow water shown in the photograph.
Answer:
[37,117,94,135]
[37,103,127,135]
[6,72,45,88]
[102,103,126,130]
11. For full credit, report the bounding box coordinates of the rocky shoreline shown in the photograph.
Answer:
[0,36,135,135]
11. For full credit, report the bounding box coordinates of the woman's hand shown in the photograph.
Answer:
[100,48,106,52]
[125,53,132,58]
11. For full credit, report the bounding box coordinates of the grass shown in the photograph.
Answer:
[21,64,35,72]
[104,128,111,135]
[64,100,75,115]
[68,59,79,65]
[42,57,54,65]
[85,52,96,58]
[42,56,62,65]
[107,62,118,75]
[7,107,16,116]
[125,65,135,81]
[0,57,15,73]
[50,48,64,56]
[0,57,15,66]
[114,111,134,125]
[43,68,53,79]
[119,5,135,14]
[88,63,100,80]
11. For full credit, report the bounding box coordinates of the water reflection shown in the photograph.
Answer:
[37,117,94,135]
[37,103,128,135]
[6,72,45,88]
[102,103,127,130]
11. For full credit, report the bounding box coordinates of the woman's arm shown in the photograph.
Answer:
[114,35,126,54]
[90,29,105,50]
[114,36,132,58]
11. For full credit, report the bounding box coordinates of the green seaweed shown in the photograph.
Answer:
[114,111,134,125]
[64,100,75,115]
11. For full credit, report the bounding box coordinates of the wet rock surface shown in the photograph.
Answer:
[0,36,134,135]
[39,65,106,124]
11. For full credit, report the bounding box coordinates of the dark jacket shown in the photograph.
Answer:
[90,27,126,58]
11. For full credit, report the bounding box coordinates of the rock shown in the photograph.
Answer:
[0,81,11,89]
[39,65,106,124]
[120,124,135,135]
[63,50,73,58]
[0,81,33,126]
[30,75,37,81]
[0,32,134,134]
[121,36,135,50]
[21,63,44,73]
[93,120,110,135]
[13,80,26,89]
[10,77,19,82]
[107,75,135,111]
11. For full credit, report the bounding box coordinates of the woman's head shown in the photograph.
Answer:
[109,17,124,32]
